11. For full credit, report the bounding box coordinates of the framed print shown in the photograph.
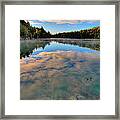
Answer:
[0,0,119,119]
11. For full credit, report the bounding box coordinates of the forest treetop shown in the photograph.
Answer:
[20,20,100,40]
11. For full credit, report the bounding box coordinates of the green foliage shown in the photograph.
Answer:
[20,24,28,38]
[20,20,100,39]
[53,27,100,39]
[20,20,51,40]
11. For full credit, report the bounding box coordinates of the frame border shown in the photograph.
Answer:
[0,0,119,119]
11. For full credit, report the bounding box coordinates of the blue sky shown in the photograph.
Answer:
[27,20,100,34]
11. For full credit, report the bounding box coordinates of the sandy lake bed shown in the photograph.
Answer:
[20,51,100,100]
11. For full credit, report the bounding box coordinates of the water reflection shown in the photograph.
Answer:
[20,40,100,58]
[20,39,100,100]
[20,50,100,100]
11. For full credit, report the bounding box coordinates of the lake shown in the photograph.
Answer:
[20,39,100,100]
[20,40,100,58]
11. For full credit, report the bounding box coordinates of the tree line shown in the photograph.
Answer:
[20,20,100,40]
[52,27,100,39]
[20,20,51,39]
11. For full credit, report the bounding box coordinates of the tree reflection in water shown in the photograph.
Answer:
[20,39,100,58]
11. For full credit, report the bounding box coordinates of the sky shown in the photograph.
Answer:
[27,20,100,34]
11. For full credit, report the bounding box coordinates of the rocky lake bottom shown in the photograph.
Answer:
[20,50,100,100]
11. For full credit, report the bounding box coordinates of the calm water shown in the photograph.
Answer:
[32,41,99,56]
[20,40,100,100]
[20,40,100,58]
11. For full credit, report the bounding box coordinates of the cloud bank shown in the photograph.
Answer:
[28,20,99,25]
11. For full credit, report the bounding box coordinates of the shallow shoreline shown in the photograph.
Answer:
[20,50,100,100]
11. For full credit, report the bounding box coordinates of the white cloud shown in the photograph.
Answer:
[80,20,100,24]
[44,20,99,24]
[44,20,80,24]
[28,20,42,25]
[27,20,100,25]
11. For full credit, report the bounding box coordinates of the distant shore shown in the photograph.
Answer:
[20,38,100,41]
